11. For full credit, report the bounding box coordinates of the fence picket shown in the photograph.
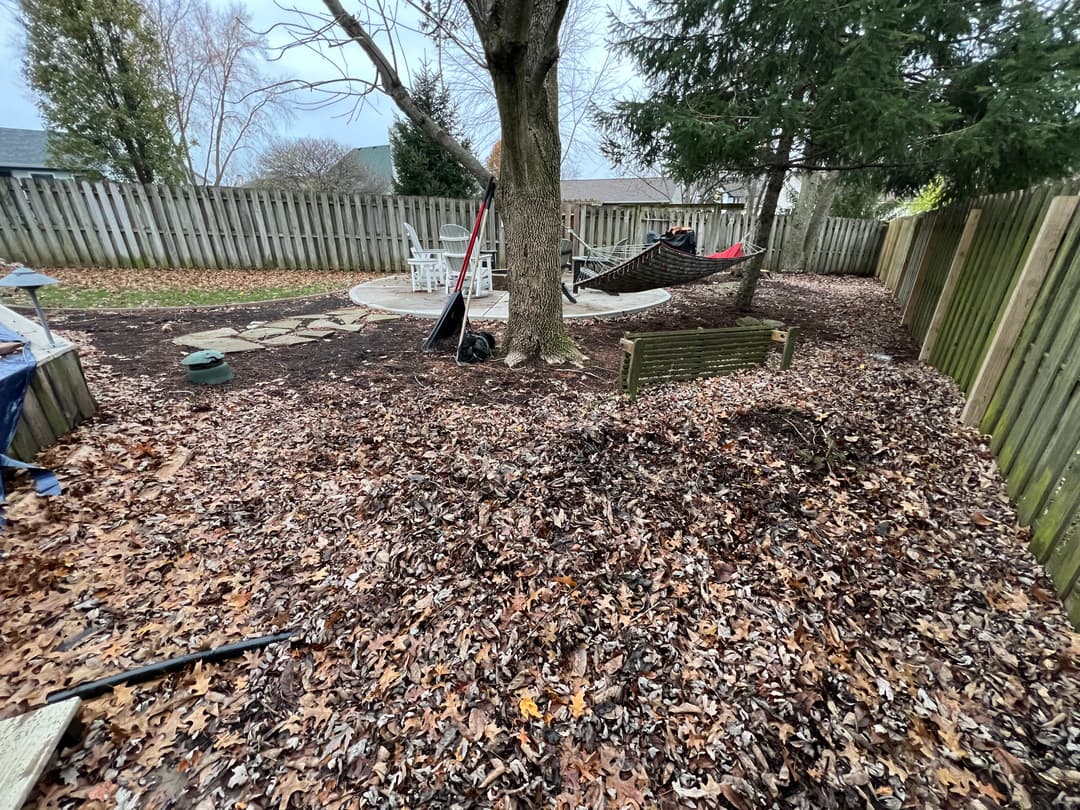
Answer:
[0,187,20,259]
[158,185,192,267]
[23,180,68,265]
[208,186,240,268]
[49,181,88,264]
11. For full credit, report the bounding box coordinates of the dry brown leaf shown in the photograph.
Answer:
[190,661,212,696]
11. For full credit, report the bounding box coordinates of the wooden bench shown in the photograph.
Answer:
[619,325,799,397]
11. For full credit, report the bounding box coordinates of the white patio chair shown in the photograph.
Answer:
[439,223,470,250]
[403,222,445,293]
[439,221,494,296]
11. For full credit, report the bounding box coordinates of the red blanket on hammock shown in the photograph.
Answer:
[707,242,744,259]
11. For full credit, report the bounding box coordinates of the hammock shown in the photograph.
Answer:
[575,240,762,294]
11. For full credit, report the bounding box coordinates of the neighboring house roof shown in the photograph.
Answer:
[562,176,685,204]
[342,145,395,185]
[0,128,63,171]
[562,176,748,205]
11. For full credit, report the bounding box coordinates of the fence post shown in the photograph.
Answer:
[960,196,1079,426]
[919,208,982,362]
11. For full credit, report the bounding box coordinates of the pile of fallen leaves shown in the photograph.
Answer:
[2,276,1078,809]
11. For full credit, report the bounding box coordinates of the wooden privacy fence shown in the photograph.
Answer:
[0,176,886,275]
[563,203,886,275]
[0,178,499,274]
[877,179,1080,626]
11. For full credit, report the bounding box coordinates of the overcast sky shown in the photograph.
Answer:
[0,0,632,180]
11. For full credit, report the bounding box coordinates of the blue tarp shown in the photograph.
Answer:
[0,321,60,508]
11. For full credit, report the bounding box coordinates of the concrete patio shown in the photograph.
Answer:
[348,275,672,320]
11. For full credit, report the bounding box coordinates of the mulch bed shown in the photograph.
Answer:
[2,275,1078,809]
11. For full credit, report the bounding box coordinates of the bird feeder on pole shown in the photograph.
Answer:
[0,265,60,347]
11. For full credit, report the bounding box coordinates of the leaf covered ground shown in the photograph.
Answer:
[2,275,1079,809]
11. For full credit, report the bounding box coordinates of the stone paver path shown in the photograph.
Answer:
[172,306,398,354]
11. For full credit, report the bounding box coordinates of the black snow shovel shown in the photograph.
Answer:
[423,177,497,351]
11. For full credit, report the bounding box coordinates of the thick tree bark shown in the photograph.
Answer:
[735,134,793,309]
[473,0,579,364]
[801,170,840,268]
[780,170,819,273]
[781,169,841,273]
[497,68,580,366]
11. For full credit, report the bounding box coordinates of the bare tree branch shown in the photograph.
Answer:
[320,0,492,185]
[529,0,569,95]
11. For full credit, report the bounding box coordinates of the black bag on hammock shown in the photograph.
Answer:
[660,227,696,254]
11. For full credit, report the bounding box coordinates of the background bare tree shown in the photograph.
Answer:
[249,136,390,192]
[420,0,620,177]
[143,0,291,185]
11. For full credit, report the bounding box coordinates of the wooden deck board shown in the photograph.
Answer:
[0,698,81,810]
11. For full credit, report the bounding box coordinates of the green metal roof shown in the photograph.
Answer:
[347,145,394,185]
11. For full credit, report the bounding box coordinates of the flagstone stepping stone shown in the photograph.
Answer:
[307,319,362,332]
[262,335,317,347]
[333,310,369,324]
[297,329,335,339]
[264,318,303,329]
[188,337,265,353]
[174,335,266,351]
[240,327,291,340]
[171,327,238,347]
[366,314,401,322]
[292,314,328,320]
[327,308,367,317]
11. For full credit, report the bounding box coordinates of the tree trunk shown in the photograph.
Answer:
[494,60,581,365]
[324,0,579,365]
[743,175,763,216]
[501,182,577,365]
[801,170,840,271]
[779,170,819,273]
[734,135,793,310]
[479,0,578,365]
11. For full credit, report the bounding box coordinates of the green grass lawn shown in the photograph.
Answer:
[0,269,372,309]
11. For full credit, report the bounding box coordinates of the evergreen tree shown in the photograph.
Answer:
[601,0,1080,308]
[830,173,899,221]
[21,0,184,183]
[390,69,478,198]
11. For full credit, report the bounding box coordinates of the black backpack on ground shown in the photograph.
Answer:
[458,330,496,363]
